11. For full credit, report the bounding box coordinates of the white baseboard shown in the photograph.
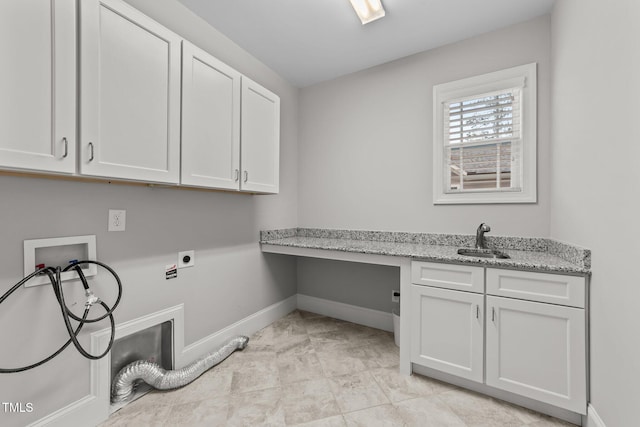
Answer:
[297,294,394,332]
[180,295,297,365]
[30,295,297,427]
[586,404,606,427]
[28,395,96,427]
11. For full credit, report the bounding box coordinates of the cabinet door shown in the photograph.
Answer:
[411,285,484,382]
[240,77,280,193]
[486,296,586,413]
[181,41,241,190]
[80,0,181,184]
[0,0,75,174]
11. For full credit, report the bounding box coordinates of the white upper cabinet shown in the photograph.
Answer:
[79,0,181,184]
[181,41,241,190]
[240,77,280,193]
[1,0,280,193]
[0,0,76,174]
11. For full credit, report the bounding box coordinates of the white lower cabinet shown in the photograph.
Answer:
[485,295,586,413]
[410,285,484,382]
[410,261,587,415]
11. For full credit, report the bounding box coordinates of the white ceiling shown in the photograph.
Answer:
[178,0,556,88]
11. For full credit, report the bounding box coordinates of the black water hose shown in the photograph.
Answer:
[0,261,122,373]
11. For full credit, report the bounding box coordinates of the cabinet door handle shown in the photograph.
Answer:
[492,307,496,322]
[88,142,95,162]
[476,305,480,319]
[61,137,68,159]
[243,170,248,182]
[234,169,239,182]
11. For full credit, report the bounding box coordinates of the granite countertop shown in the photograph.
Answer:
[260,228,591,275]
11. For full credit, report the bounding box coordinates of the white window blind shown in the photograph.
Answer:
[444,87,522,192]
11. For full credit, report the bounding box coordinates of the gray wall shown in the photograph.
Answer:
[550,1,640,425]
[296,16,551,309]
[298,15,551,236]
[0,1,298,425]
[297,258,399,313]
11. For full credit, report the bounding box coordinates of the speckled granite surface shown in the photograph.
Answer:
[260,228,591,275]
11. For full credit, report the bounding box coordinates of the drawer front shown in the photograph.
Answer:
[411,261,484,293]
[486,268,585,308]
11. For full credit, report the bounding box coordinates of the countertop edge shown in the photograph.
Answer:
[259,229,591,276]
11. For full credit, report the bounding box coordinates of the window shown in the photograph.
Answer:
[433,63,537,204]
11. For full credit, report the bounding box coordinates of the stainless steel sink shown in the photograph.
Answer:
[457,248,510,259]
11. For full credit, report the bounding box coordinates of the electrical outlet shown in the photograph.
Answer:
[178,250,195,268]
[108,209,126,232]
[391,290,400,303]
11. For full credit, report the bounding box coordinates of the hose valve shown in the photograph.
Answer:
[85,289,101,308]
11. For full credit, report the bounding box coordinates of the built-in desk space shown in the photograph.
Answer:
[260,228,590,275]
[261,228,591,423]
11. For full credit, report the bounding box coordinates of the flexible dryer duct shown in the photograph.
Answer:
[111,335,249,403]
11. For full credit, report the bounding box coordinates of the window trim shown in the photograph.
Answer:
[433,63,537,204]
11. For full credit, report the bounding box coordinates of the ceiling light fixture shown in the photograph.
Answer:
[349,0,386,25]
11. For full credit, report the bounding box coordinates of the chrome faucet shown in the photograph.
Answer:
[475,223,491,249]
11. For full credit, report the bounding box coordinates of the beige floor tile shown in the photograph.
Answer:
[370,367,443,402]
[230,352,281,394]
[251,322,308,353]
[303,315,349,335]
[499,400,577,426]
[328,371,390,413]
[315,346,369,377]
[226,387,285,426]
[163,396,229,427]
[307,320,388,348]
[281,378,341,425]
[277,350,326,384]
[216,342,273,373]
[297,310,325,319]
[100,312,575,427]
[343,404,405,427]
[339,322,391,342]
[272,323,310,352]
[289,415,347,427]
[309,329,364,352]
[353,341,399,369]
[394,395,467,427]
[281,310,305,321]
[276,336,316,357]
[438,388,524,427]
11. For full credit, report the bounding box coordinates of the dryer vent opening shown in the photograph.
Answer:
[110,320,173,409]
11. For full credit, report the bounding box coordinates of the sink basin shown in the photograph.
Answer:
[457,248,510,259]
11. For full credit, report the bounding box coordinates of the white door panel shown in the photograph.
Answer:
[0,0,75,173]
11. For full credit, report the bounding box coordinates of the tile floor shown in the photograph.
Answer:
[100,310,577,427]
